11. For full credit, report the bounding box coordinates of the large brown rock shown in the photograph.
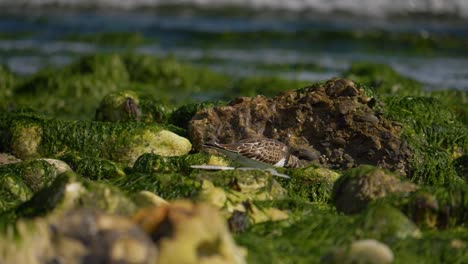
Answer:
[189,78,412,174]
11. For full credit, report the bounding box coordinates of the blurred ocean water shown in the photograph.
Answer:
[0,1,467,90]
[1,0,468,18]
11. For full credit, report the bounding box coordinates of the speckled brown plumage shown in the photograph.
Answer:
[204,138,300,168]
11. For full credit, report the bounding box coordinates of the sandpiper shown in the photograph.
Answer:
[204,138,301,169]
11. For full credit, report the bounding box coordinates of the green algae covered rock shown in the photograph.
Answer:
[193,169,289,224]
[0,114,192,166]
[189,79,413,174]
[14,171,136,219]
[0,159,69,212]
[360,203,421,241]
[397,184,468,229]
[61,154,126,180]
[281,165,340,203]
[333,165,417,214]
[95,90,170,123]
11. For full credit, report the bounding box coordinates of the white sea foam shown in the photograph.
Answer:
[1,0,468,19]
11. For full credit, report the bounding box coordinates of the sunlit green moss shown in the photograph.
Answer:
[384,96,467,184]
[429,89,468,126]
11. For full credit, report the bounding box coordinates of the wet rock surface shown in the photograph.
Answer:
[189,78,412,174]
[48,209,158,264]
[133,200,247,264]
[0,209,158,264]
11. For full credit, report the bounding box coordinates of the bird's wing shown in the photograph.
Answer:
[221,139,287,164]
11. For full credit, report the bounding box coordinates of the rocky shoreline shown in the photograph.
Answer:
[0,53,467,263]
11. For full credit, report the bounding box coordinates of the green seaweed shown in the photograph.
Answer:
[0,113,191,165]
[384,96,467,184]
[61,154,126,181]
[8,54,233,119]
[132,153,211,175]
[109,172,202,201]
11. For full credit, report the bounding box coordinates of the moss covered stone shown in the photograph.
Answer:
[95,90,170,123]
[15,171,136,219]
[399,184,468,229]
[333,165,417,214]
[360,203,421,242]
[280,165,340,203]
[0,159,69,212]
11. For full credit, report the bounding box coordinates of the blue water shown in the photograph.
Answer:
[0,8,467,90]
